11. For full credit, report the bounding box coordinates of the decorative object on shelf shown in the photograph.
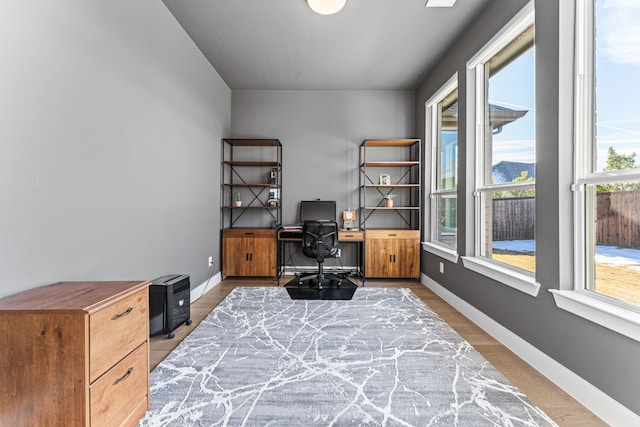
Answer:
[307,0,347,15]
[383,194,396,208]
[268,188,279,207]
[235,193,243,207]
[379,174,391,185]
[342,209,356,230]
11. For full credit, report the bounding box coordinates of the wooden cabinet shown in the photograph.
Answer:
[222,228,276,277]
[0,281,150,427]
[365,229,420,279]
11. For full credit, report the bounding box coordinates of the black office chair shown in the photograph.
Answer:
[296,220,342,289]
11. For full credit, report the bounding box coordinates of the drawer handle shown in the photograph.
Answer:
[112,367,133,386]
[111,307,133,320]
[388,233,397,237]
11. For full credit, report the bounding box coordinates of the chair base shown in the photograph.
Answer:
[284,274,358,300]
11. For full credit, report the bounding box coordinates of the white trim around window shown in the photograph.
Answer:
[550,0,640,343]
[462,256,541,296]
[463,1,538,296]
[424,73,459,263]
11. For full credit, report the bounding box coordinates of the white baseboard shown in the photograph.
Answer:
[421,273,640,426]
[190,272,222,303]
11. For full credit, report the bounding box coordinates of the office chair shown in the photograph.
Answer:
[296,220,342,289]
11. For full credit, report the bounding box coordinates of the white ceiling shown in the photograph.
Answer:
[162,0,492,90]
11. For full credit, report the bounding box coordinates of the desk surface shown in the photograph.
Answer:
[277,229,364,241]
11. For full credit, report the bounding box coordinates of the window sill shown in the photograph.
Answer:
[549,290,640,343]
[461,256,541,296]
[422,242,459,263]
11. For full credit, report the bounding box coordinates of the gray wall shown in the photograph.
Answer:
[231,90,415,267]
[416,0,640,415]
[231,90,415,225]
[0,0,231,297]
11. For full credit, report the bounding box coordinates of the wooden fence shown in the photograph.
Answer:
[493,191,640,248]
[492,197,535,241]
[596,190,640,248]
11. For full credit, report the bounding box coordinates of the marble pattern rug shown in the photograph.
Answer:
[138,287,557,426]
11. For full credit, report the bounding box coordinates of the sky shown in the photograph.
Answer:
[488,0,640,172]
[595,0,640,171]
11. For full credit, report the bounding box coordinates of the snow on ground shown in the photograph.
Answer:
[492,239,640,267]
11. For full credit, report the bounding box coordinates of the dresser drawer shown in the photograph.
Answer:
[90,343,148,427]
[365,229,420,240]
[89,288,148,383]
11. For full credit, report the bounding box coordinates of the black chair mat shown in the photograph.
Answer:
[284,275,358,300]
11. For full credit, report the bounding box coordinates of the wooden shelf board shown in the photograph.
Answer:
[223,183,278,187]
[362,139,420,147]
[223,138,281,147]
[224,161,280,167]
[222,206,279,209]
[363,184,420,188]
[363,161,420,168]
[364,206,420,210]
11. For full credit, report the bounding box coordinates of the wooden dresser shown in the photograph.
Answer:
[0,281,150,427]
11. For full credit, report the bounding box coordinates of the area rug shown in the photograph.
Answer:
[138,287,557,426]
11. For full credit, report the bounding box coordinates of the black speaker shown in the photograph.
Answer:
[149,274,192,339]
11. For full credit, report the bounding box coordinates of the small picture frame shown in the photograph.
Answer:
[379,174,391,185]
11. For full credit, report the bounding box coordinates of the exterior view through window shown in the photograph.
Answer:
[480,26,536,273]
[579,0,640,306]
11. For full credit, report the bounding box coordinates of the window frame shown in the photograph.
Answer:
[550,0,640,342]
[423,74,460,263]
[461,1,541,297]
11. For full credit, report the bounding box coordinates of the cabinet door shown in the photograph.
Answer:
[246,237,276,277]
[222,234,246,277]
[391,238,420,278]
[365,237,392,278]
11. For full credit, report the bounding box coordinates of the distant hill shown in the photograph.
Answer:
[492,161,535,183]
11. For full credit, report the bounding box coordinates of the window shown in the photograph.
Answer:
[551,0,640,343]
[575,0,640,308]
[463,3,539,296]
[424,75,459,262]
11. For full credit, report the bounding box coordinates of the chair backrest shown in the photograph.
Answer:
[302,220,339,260]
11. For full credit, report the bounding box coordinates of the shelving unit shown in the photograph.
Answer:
[359,139,421,230]
[359,139,421,279]
[221,138,281,278]
[221,138,282,229]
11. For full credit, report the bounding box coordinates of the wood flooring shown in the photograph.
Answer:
[149,277,606,427]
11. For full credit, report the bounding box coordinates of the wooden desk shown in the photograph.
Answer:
[277,229,365,283]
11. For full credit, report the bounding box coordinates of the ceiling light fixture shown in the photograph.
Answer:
[307,0,347,15]
[425,0,456,7]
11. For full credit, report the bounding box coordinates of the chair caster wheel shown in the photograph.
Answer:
[186,319,192,326]
[166,332,175,339]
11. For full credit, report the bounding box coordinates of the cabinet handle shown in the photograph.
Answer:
[112,367,133,386]
[388,233,397,237]
[111,307,133,320]
[245,232,254,236]
[249,253,253,261]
